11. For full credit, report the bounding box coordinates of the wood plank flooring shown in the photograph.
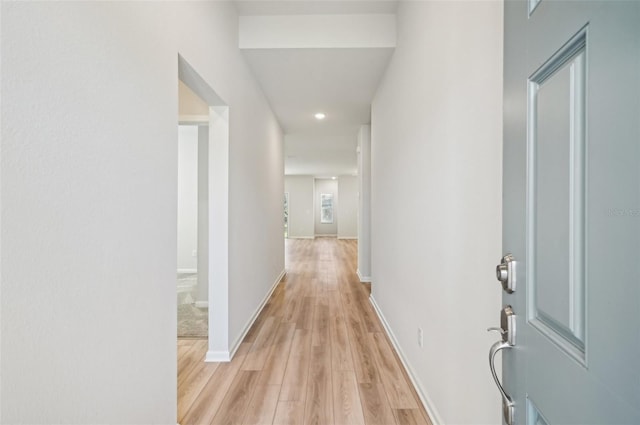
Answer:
[178,238,432,425]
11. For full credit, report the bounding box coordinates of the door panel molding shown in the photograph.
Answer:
[526,397,550,425]
[526,27,587,364]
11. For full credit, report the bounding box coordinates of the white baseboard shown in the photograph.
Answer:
[194,301,209,309]
[357,269,372,283]
[177,268,197,274]
[208,269,286,363]
[315,234,337,237]
[205,350,230,362]
[337,236,358,240]
[287,236,315,240]
[369,295,445,425]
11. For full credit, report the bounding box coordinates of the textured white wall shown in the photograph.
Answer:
[337,176,358,239]
[284,176,315,238]
[314,179,338,236]
[371,2,503,424]
[1,2,283,423]
[177,125,199,272]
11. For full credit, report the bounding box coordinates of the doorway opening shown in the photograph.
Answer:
[177,121,207,338]
[177,55,231,361]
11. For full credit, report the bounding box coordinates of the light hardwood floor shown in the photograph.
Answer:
[178,238,432,425]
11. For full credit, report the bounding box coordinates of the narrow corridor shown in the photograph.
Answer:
[178,238,431,425]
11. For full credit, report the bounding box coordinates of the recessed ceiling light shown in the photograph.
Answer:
[331,176,336,180]
[314,113,326,120]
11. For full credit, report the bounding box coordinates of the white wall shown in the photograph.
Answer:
[177,125,199,272]
[0,3,3,419]
[370,2,503,424]
[1,2,284,423]
[314,179,338,236]
[357,125,372,281]
[284,175,315,238]
[337,175,358,239]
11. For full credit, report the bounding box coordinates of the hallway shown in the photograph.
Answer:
[178,238,431,425]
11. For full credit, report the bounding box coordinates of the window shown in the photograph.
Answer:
[320,193,334,224]
[284,192,289,238]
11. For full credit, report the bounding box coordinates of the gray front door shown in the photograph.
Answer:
[500,0,640,423]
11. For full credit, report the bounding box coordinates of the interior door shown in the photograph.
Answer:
[498,0,640,423]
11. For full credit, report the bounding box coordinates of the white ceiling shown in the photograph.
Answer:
[242,48,394,134]
[236,0,398,16]
[236,1,397,177]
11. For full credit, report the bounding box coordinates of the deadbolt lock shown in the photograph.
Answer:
[496,254,516,293]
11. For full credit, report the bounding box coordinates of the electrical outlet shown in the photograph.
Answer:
[418,327,424,348]
[192,249,197,257]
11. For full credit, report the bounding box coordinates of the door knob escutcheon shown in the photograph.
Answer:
[486,305,516,345]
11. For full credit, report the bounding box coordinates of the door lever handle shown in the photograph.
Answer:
[488,305,516,424]
[489,340,514,425]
